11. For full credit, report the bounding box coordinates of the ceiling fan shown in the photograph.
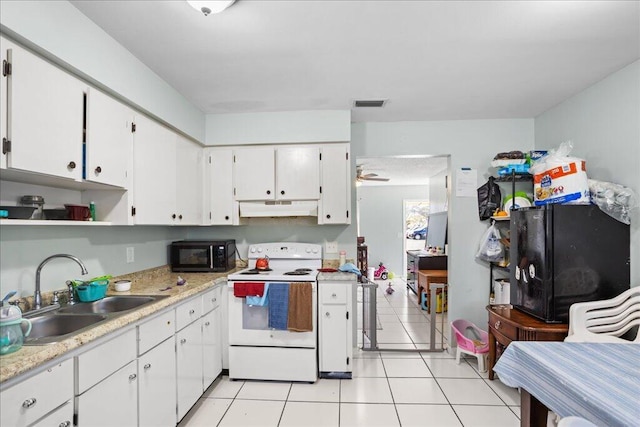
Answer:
[356,165,390,182]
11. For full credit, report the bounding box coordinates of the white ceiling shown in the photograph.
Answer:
[357,156,448,186]
[70,0,640,123]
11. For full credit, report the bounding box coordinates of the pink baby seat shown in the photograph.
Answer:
[450,319,489,372]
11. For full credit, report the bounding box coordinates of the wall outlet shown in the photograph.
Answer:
[325,241,338,254]
[126,247,135,263]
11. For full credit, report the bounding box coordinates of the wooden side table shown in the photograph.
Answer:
[417,270,448,313]
[486,305,568,380]
[357,244,368,280]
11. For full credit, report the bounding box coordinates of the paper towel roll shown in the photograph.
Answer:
[368,267,375,280]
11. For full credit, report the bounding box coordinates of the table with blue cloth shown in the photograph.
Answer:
[494,342,640,427]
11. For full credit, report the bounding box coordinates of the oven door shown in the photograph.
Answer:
[228,281,317,348]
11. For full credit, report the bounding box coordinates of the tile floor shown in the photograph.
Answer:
[179,278,521,426]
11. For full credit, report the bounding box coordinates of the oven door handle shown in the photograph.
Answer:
[210,245,214,269]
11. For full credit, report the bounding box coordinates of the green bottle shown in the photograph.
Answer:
[89,201,96,221]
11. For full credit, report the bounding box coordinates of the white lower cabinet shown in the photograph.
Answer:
[0,358,73,427]
[318,280,355,377]
[176,319,203,422]
[75,360,138,426]
[202,306,222,391]
[31,400,73,427]
[138,337,176,427]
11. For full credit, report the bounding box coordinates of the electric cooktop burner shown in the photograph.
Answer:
[240,268,272,274]
[295,268,313,272]
[284,270,311,276]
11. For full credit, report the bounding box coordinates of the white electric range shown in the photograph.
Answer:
[227,242,321,382]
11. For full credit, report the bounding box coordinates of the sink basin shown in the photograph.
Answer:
[58,295,164,314]
[25,314,108,344]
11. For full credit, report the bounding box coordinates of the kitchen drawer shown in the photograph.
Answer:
[31,400,73,427]
[176,297,202,331]
[321,284,347,304]
[138,309,176,355]
[491,328,513,348]
[0,358,73,427]
[202,285,222,314]
[488,314,517,341]
[76,328,137,394]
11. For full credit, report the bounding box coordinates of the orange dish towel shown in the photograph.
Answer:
[287,282,313,332]
[233,282,265,297]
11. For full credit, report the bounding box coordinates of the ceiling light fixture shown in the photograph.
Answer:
[187,1,236,16]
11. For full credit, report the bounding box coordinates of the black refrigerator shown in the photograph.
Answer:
[510,204,630,323]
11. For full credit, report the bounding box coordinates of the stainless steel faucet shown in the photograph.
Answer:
[35,254,88,309]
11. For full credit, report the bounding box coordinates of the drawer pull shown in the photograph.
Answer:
[22,398,37,409]
[180,338,187,344]
[212,298,217,302]
[144,363,152,370]
[129,373,137,381]
[495,321,501,329]
[189,309,195,315]
[325,312,330,317]
[204,321,211,326]
[59,421,71,427]
[331,293,337,297]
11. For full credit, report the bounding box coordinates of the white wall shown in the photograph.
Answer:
[535,60,640,285]
[429,168,450,213]
[205,110,351,145]
[351,119,535,331]
[358,185,430,276]
[0,0,205,141]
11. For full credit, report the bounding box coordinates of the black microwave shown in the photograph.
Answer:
[170,240,236,273]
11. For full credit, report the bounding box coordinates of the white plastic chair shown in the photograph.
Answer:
[565,287,640,343]
[450,319,489,372]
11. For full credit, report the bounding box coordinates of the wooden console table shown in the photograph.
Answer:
[417,270,448,313]
[486,305,568,380]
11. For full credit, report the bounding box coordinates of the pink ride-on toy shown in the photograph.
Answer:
[450,319,489,372]
[373,262,388,280]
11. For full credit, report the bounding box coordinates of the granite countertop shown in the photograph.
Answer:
[317,271,358,281]
[0,266,238,384]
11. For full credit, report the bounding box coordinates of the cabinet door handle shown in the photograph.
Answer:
[212,298,217,303]
[67,161,76,170]
[495,321,501,329]
[189,309,195,315]
[59,421,71,427]
[326,214,331,219]
[204,321,211,326]
[266,190,271,195]
[22,398,37,408]
[180,338,187,344]
[325,312,330,317]
[280,190,285,195]
[179,214,183,220]
[95,166,102,174]
[224,215,229,220]
[172,214,176,219]
[129,373,137,381]
[331,293,337,297]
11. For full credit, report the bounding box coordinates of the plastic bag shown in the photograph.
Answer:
[530,140,590,206]
[589,179,638,225]
[477,177,501,221]
[476,224,504,263]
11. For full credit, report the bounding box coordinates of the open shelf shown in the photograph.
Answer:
[0,219,113,226]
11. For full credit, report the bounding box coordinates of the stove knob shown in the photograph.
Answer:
[257,248,263,253]
[312,248,319,254]
[306,248,311,253]
[250,247,256,253]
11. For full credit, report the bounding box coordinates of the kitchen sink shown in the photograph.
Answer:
[25,313,108,344]
[24,295,169,345]
[57,295,165,314]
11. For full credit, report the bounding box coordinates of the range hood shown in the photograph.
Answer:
[239,201,318,218]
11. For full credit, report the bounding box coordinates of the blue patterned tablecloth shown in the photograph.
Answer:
[494,342,640,427]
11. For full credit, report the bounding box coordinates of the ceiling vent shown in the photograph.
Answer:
[353,99,386,108]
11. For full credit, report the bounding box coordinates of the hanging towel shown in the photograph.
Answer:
[246,283,270,306]
[233,282,265,298]
[268,283,289,330]
[287,282,313,332]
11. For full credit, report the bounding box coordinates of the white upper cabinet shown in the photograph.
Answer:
[133,116,202,225]
[175,135,203,225]
[1,39,7,170]
[319,143,351,224]
[276,146,320,200]
[5,41,85,181]
[133,115,177,224]
[207,148,238,225]
[233,147,275,200]
[233,145,320,202]
[85,87,133,188]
